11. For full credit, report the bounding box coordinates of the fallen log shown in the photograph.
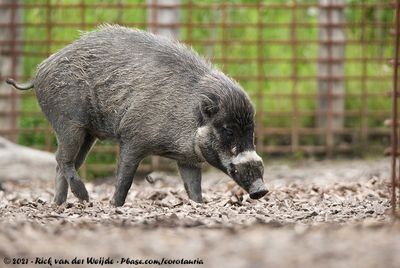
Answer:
[0,136,56,182]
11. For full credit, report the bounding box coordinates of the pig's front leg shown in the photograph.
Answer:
[110,144,142,207]
[177,162,203,203]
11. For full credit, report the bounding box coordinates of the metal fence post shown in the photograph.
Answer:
[147,0,180,39]
[317,0,345,153]
[0,0,21,142]
[391,0,400,213]
[147,0,180,170]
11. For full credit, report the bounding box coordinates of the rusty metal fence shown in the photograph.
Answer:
[390,0,399,213]
[0,0,396,178]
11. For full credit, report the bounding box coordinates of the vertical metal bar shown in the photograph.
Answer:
[79,0,87,179]
[291,0,299,153]
[149,0,159,169]
[150,0,158,34]
[115,0,123,178]
[326,1,334,155]
[9,0,18,142]
[392,0,400,212]
[80,0,86,30]
[45,0,52,151]
[256,1,264,152]
[147,0,180,170]
[318,0,345,155]
[187,0,193,45]
[360,4,368,149]
[116,0,123,25]
[221,0,227,74]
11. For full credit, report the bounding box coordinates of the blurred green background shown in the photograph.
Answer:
[15,0,394,178]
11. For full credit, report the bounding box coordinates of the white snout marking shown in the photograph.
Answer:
[232,150,262,166]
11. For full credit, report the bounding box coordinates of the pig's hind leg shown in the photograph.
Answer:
[54,165,68,205]
[75,133,96,170]
[177,162,203,203]
[54,133,95,205]
[54,126,89,203]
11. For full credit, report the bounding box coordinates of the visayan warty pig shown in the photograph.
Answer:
[7,25,268,206]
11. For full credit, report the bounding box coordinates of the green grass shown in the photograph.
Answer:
[17,0,395,178]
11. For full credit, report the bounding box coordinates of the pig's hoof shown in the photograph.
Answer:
[74,189,89,202]
[53,196,67,205]
[189,196,203,203]
[110,197,125,207]
[53,188,68,205]
[70,179,89,202]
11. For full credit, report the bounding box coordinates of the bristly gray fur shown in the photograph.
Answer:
[33,25,254,155]
[12,25,265,206]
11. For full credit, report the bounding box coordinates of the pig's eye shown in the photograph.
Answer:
[222,127,234,138]
[230,164,239,175]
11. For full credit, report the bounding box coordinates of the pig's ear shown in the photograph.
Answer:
[200,94,220,119]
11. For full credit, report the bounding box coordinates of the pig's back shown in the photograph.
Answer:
[34,25,212,139]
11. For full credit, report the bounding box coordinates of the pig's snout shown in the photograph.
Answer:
[248,179,268,199]
[229,150,267,199]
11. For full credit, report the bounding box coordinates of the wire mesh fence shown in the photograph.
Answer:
[0,0,396,178]
[390,0,399,213]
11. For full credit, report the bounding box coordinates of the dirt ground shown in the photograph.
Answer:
[0,158,399,268]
